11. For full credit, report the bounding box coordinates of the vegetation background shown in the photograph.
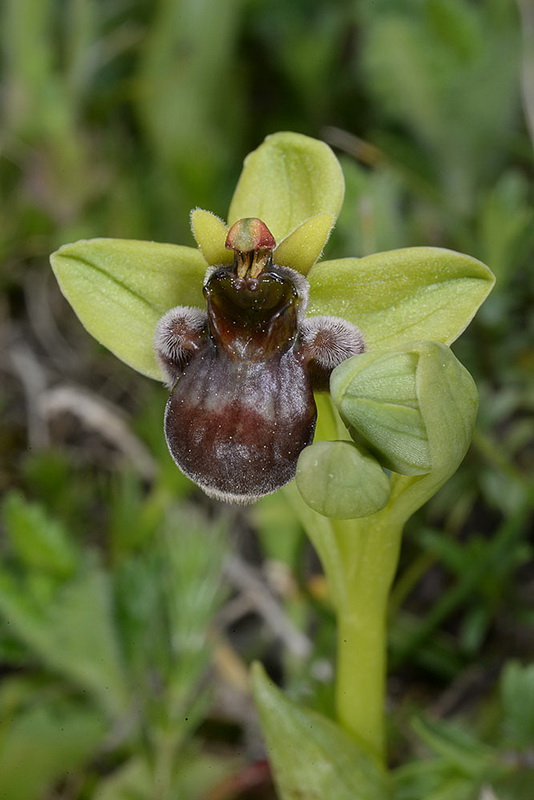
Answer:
[0,0,532,798]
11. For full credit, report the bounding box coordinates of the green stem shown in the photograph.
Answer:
[286,486,404,763]
[332,517,403,764]
[336,610,387,760]
[286,396,406,764]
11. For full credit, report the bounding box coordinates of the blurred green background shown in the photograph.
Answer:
[0,0,533,798]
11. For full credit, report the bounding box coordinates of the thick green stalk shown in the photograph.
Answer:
[287,396,405,764]
[335,609,387,761]
[285,485,404,763]
[332,517,403,763]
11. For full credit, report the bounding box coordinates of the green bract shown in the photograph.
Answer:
[333,349,433,475]
[298,342,479,520]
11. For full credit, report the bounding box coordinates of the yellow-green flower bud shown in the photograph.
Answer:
[296,440,390,519]
[330,341,478,477]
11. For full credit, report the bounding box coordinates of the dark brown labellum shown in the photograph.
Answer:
[164,344,317,502]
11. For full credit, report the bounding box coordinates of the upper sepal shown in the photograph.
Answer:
[307,247,495,348]
[227,132,344,243]
[50,238,207,380]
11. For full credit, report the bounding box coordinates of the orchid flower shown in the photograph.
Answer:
[51,132,494,517]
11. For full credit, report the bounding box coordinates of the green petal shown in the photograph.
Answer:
[228,132,344,242]
[251,662,391,800]
[190,208,232,266]
[51,239,206,380]
[308,247,495,348]
[274,212,335,274]
[296,440,391,519]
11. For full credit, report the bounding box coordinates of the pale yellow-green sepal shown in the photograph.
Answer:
[51,238,206,380]
[190,208,232,266]
[228,132,344,243]
[274,212,335,274]
[308,247,495,349]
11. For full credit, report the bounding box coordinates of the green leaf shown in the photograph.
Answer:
[411,716,494,777]
[51,238,207,380]
[2,492,77,578]
[92,757,152,800]
[307,247,495,348]
[0,566,129,716]
[274,212,335,274]
[160,510,228,694]
[296,440,390,519]
[500,662,534,749]
[493,769,534,800]
[426,0,481,62]
[228,132,345,243]
[0,690,104,800]
[93,751,238,800]
[251,663,391,800]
